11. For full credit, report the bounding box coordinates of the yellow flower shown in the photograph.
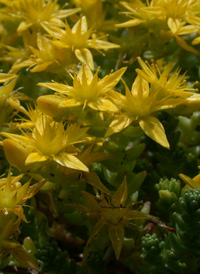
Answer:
[105,75,185,148]
[136,57,197,99]
[49,16,120,70]
[117,0,200,28]
[0,170,44,269]
[16,104,42,129]
[2,45,32,74]
[153,0,200,22]
[0,74,30,126]
[116,0,161,28]
[0,0,80,33]
[38,65,126,112]
[0,216,39,269]
[0,169,45,222]
[117,0,199,53]
[10,34,78,73]
[1,113,89,172]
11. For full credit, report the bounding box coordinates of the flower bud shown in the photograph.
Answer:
[37,95,66,119]
[3,139,29,171]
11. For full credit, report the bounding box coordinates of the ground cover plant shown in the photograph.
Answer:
[1,0,200,273]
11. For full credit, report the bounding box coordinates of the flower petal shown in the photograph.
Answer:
[25,152,48,165]
[105,116,133,137]
[112,177,127,207]
[98,67,127,92]
[55,153,89,172]
[38,82,74,94]
[75,48,94,70]
[83,172,110,194]
[139,116,170,149]
[88,98,118,112]
[59,98,82,108]
[109,224,124,260]
[179,173,200,189]
[116,19,145,28]
[30,62,53,72]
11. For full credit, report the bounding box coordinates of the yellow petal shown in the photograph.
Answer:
[179,173,200,189]
[98,67,127,91]
[72,16,88,34]
[83,172,110,194]
[30,62,53,72]
[75,48,94,70]
[112,177,127,207]
[59,98,82,108]
[88,39,120,50]
[105,116,133,137]
[175,35,198,55]
[65,124,88,145]
[167,18,180,34]
[7,96,27,114]
[192,36,200,45]
[17,22,33,32]
[25,152,48,165]
[0,73,17,83]
[55,153,89,172]
[22,179,47,202]
[109,224,124,260]
[0,77,18,98]
[38,82,74,94]
[88,98,118,112]
[139,116,170,149]
[16,182,30,204]
[116,19,145,28]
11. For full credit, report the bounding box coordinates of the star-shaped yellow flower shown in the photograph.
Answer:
[0,73,30,128]
[116,0,199,54]
[136,57,197,99]
[106,75,185,148]
[49,16,120,69]
[38,65,126,112]
[0,170,46,222]
[1,113,89,172]
[0,0,80,34]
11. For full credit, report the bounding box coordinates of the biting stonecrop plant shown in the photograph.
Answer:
[0,0,200,273]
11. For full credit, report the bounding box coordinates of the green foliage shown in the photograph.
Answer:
[139,189,200,274]
[36,241,87,274]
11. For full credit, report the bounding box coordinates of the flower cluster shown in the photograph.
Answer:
[0,0,200,273]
